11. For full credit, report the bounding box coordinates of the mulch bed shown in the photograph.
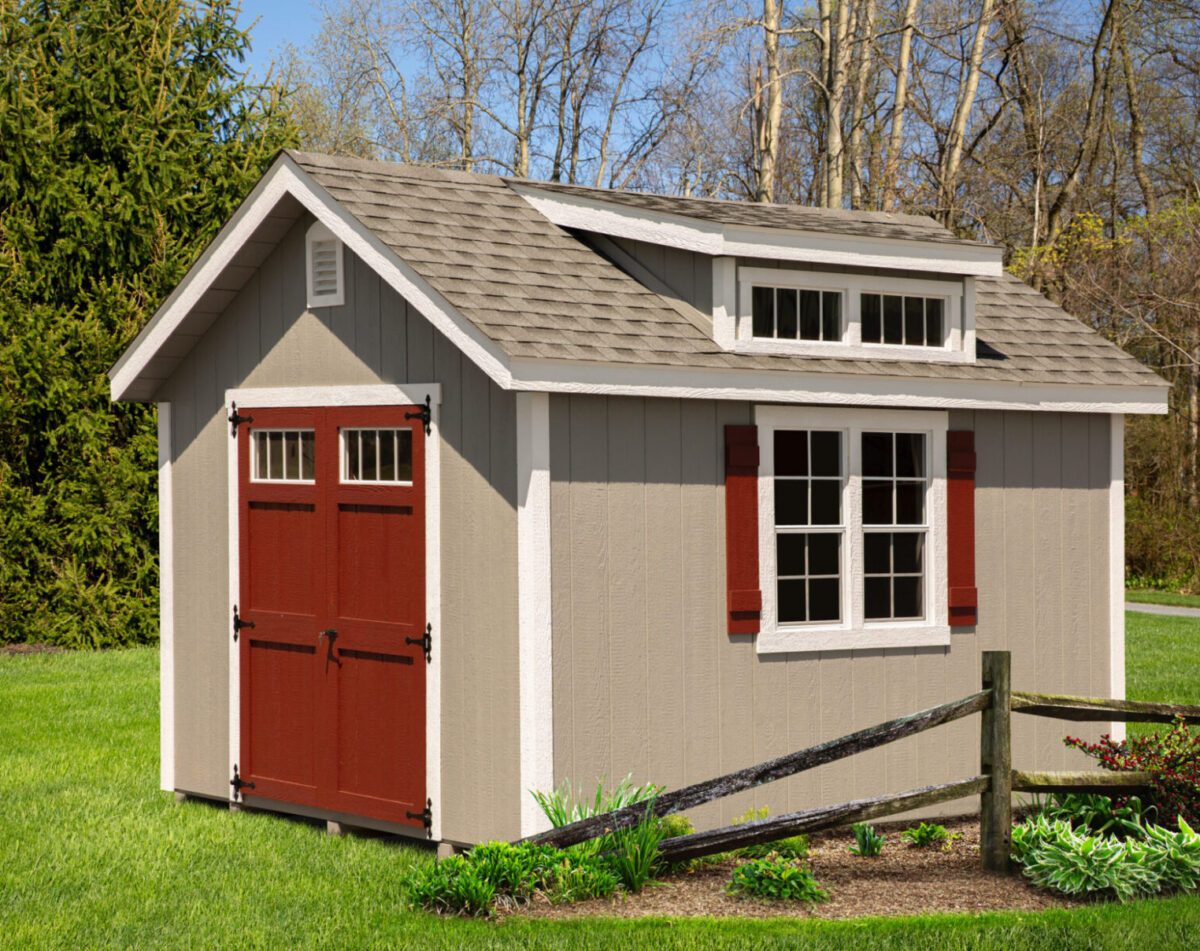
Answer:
[1,643,65,656]
[507,816,1081,921]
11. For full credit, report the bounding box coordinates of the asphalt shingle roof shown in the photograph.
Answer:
[289,150,1165,391]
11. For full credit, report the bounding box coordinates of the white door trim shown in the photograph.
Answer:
[224,383,443,841]
[516,392,553,836]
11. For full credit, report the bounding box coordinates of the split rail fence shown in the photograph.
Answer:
[520,651,1200,871]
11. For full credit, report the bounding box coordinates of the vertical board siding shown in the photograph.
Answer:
[158,217,521,842]
[549,398,1115,827]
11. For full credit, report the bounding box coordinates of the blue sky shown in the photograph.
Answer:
[234,0,320,78]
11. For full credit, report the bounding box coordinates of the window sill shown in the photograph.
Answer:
[756,622,951,654]
[728,338,973,364]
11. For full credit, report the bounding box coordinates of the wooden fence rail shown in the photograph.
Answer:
[515,651,1200,872]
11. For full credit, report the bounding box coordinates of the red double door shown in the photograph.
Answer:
[236,405,427,829]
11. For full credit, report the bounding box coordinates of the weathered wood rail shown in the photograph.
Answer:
[518,651,1200,873]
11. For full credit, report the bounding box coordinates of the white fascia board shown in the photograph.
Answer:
[507,358,1169,416]
[513,184,1003,277]
[226,383,442,409]
[111,157,513,402]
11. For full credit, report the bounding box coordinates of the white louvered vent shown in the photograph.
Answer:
[305,222,344,308]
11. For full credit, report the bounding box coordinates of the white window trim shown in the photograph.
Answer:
[306,221,345,309]
[755,405,950,653]
[734,268,973,365]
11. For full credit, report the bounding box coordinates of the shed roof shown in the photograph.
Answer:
[109,150,1167,411]
[291,150,1163,391]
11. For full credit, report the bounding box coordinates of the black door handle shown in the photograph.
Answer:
[319,628,338,643]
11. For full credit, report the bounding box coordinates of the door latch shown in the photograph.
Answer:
[406,623,432,663]
[319,628,338,643]
[407,798,433,834]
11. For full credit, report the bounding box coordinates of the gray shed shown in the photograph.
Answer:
[110,150,1167,846]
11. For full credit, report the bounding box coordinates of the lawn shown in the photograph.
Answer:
[1125,589,1200,609]
[4,621,1200,950]
[1126,609,1200,737]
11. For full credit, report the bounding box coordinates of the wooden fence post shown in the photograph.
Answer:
[980,650,1012,872]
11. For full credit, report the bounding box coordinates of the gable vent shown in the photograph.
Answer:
[306,221,344,308]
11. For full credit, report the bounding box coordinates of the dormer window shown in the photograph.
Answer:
[306,221,344,308]
[861,294,945,348]
[720,264,974,365]
[751,286,842,342]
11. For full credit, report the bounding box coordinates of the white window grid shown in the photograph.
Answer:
[755,406,949,654]
[861,432,930,621]
[340,427,414,485]
[250,429,316,483]
[773,429,847,625]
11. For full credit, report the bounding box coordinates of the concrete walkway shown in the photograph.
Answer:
[1125,601,1200,618]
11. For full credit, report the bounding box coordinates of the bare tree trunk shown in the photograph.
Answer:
[1118,24,1156,215]
[937,0,996,225]
[821,0,853,208]
[882,0,919,210]
[848,0,877,209]
[757,0,784,202]
[1042,0,1119,244]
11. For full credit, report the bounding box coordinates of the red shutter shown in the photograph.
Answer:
[725,425,761,634]
[947,430,977,626]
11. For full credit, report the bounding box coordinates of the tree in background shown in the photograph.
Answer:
[0,0,295,646]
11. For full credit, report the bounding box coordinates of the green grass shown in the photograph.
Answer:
[1126,589,1200,609]
[6,644,1200,949]
[1125,610,1200,737]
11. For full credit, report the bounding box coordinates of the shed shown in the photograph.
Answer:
[111,151,1168,846]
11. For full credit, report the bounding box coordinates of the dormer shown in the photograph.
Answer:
[513,182,1002,365]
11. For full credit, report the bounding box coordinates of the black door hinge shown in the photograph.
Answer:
[405,394,432,435]
[231,764,255,798]
[407,798,433,834]
[229,402,253,436]
[232,605,255,642]
[406,623,432,663]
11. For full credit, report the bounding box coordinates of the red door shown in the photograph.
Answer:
[237,405,427,829]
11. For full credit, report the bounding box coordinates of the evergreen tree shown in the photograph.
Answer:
[0,0,296,646]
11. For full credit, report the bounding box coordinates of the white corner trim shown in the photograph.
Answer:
[223,384,444,835]
[507,359,1168,416]
[226,383,442,409]
[1109,414,1126,742]
[512,184,1004,276]
[517,392,554,836]
[158,402,175,793]
[754,405,950,654]
[111,157,513,402]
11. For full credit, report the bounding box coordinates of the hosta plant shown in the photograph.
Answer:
[901,822,957,849]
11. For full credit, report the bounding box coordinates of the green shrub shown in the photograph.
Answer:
[404,855,497,917]
[1036,792,1153,838]
[726,806,809,859]
[1066,718,1200,829]
[608,804,667,893]
[542,853,621,904]
[901,822,955,849]
[848,822,885,857]
[727,856,828,902]
[1012,814,1200,901]
[656,812,695,841]
[460,841,558,902]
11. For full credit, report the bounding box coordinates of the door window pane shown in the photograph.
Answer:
[251,430,315,482]
[342,429,413,483]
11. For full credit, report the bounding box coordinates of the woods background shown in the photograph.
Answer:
[2,0,1198,645]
